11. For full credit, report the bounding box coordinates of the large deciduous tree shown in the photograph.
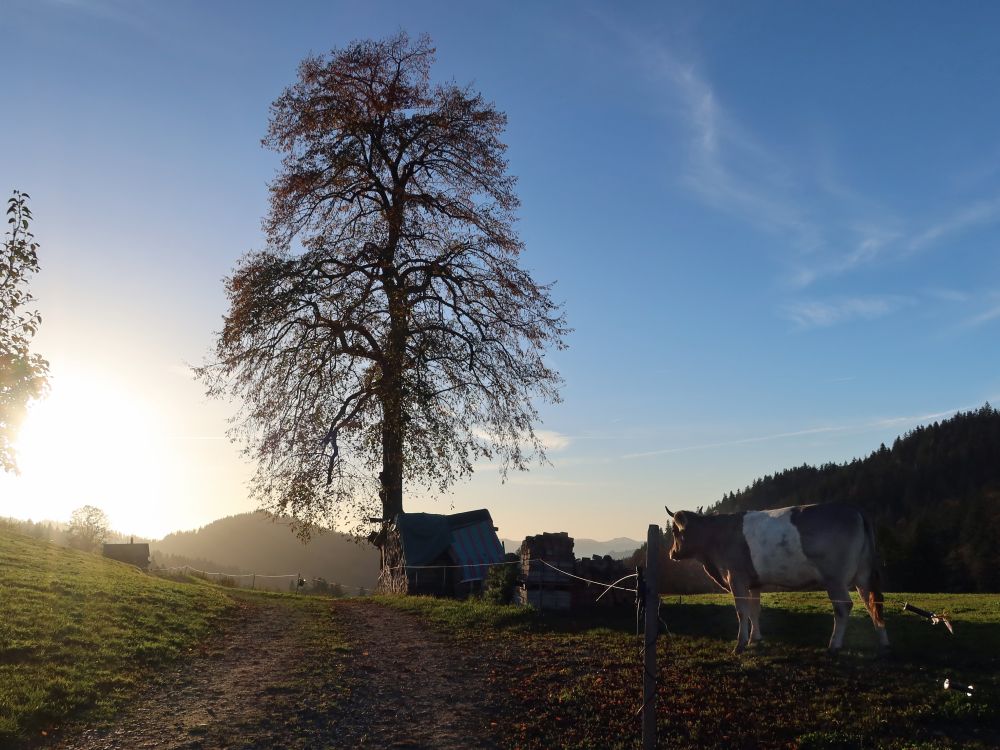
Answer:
[1,191,49,473]
[200,33,567,544]
[67,504,110,552]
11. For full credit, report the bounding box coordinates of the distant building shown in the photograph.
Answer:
[102,542,151,570]
[378,509,505,597]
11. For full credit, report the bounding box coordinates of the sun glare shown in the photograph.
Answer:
[9,371,174,537]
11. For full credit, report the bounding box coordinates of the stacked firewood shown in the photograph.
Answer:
[576,554,633,606]
[517,532,574,610]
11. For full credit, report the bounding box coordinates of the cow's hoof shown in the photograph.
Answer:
[826,647,841,659]
[732,644,747,656]
[876,646,893,661]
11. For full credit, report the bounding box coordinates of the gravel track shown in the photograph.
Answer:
[42,597,503,750]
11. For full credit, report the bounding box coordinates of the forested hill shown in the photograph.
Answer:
[153,512,379,590]
[707,405,1000,592]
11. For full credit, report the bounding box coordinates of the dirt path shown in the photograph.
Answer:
[48,597,340,750]
[328,599,504,749]
[46,597,505,750]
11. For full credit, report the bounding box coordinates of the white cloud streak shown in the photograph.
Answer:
[622,407,968,461]
[622,426,842,459]
[633,31,1000,292]
[536,430,571,452]
[963,303,1000,327]
[907,195,1000,253]
[647,51,824,255]
[781,295,910,329]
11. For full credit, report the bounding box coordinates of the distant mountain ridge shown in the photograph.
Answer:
[153,513,379,590]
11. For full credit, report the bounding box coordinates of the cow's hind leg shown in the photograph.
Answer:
[856,578,890,655]
[825,583,853,655]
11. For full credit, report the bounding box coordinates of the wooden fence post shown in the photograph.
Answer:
[643,523,659,749]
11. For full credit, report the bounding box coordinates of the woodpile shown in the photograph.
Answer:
[517,532,574,611]
[576,554,633,606]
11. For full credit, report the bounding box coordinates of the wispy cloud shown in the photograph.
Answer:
[627,28,1000,295]
[645,49,824,255]
[788,226,902,288]
[622,426,842,460]
[781,295,910,329]
[629,35,914,288]
[536,430,571,452]
[623,407,968,461]
[470,429,572,460]
[963,302,1000,327]
[926,288,973,304]
[508,476,596,488]
[907,195,1000,253]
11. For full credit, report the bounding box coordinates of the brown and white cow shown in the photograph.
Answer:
[666,504,889,656]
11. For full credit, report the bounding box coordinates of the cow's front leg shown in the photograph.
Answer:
[731,580,753,654]
[825,583,853,655]
[748,589,764,645]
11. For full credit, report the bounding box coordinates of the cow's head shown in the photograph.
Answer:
[665,506,700,561]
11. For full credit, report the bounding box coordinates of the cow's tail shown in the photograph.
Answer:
[861,512,885,627]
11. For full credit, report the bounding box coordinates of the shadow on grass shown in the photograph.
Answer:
[526,599,1000,671]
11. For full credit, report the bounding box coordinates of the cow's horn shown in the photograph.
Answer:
[665,505,675,519]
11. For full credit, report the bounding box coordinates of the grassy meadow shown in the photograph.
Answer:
[2,520,997,750]
[378,591,1000,749]
[0,527,233,746]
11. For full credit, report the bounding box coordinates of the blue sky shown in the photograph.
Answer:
[2,1,998,541]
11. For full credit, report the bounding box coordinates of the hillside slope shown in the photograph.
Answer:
[707,405,1000,592]
[0,527,232,745]
[153,513,379,590]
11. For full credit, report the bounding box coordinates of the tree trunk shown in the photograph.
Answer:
[378,269,408,548]
[380,398,404,522]
[377,203,408,552]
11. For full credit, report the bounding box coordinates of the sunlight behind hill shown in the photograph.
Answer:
[3,368,181,537]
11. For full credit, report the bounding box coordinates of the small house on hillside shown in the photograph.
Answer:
[378,509,504,597]
[102,542,151,570]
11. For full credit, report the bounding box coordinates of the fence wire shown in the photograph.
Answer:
[151,564,369,595]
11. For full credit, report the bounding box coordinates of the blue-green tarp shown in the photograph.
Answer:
[394,509,504,582]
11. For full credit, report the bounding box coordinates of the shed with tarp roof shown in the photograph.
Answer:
[377,509,505,596]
